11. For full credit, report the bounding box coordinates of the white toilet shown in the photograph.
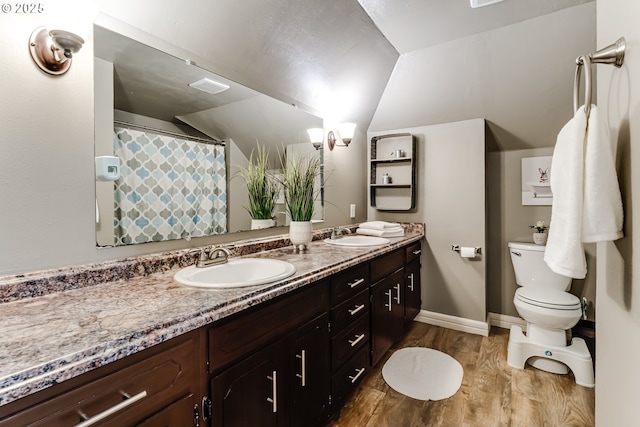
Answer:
[506,242,595,388]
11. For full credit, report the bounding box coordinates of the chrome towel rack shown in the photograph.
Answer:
[574,37,626,119]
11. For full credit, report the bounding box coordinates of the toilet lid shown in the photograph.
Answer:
[515,287,581,310]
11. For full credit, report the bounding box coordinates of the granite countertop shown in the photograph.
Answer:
[0,226,423,407]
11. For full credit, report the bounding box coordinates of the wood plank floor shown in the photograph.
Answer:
[328,322,595,427]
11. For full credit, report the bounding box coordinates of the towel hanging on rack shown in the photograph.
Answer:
[545,37,627,279]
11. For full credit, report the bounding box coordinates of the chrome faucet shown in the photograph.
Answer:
[331,227,352,240]
[193,245,233,268]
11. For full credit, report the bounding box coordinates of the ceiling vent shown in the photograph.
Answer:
[188,78,230,95]
[470,0,507,8]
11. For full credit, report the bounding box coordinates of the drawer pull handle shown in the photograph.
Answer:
[413,249,422,255]
[267,371,278,413]
[348,304,365,316]
[394,284,401,304]
[408,273,414,291]
[385,290,392,311]
[74,390,147,427]
[348,334,365,347]
[296,350,307,387]
[348,278,365,288]
[349,367,366,383]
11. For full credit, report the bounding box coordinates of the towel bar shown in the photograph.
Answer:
[573,37,626,119]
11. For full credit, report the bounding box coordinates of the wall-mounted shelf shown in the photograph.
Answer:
[369,133,416,211]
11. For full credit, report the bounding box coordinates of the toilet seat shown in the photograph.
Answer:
[515,287,581,310]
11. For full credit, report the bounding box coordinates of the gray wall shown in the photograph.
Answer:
[0,0,397,275]
[368,4,597,319]
[369,120,487,323]
[369,3,595,151]
[596,1,640,424]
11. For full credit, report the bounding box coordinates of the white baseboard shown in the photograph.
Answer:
[487,312,526,330]
[415,310,490,337]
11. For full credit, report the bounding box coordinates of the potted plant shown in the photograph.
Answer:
[529,220,549,245]
[280,151,322,250]
[237,146,280,230]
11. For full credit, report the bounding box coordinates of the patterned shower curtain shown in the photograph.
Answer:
[113,126,227,245]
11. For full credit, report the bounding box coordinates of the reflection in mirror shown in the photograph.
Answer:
[94,21,324,247]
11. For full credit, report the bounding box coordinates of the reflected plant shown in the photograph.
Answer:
[237,145,280,220]
[280,151,322,222]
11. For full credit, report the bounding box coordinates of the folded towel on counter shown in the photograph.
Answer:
[544,105,624,279]
[358,221,402,230]
[356,227,405,237]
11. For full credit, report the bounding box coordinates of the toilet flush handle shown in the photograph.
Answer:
[511,251,522,257]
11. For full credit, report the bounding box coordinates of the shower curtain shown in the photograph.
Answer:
[113,126,227,245]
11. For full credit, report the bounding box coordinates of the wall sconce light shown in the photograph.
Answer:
[327,123,356,151]
[307,128,325,150]
[29,27,85,75]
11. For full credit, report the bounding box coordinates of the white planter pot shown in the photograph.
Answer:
[251,218,275,230]
[533,232,548,245]
[289,221,313,250]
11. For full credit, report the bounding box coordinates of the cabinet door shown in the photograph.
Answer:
[370,269,404,366]
[211,341,284,427]
[404,258,422,326]
[289,314,331,427]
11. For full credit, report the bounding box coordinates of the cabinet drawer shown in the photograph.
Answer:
[370,249,404,283]
[209,280,329,372]
[331,289,369,334]
[405,241,422,263]
[0,332,198,427]
[331,315,369,369]
[330,263,370,305]
[331,345,369,409]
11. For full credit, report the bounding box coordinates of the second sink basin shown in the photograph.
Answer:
[323,235,390,247]
[174,258,296,288]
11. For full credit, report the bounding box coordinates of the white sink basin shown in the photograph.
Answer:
[174,258,296,288]
[323,235,390,247]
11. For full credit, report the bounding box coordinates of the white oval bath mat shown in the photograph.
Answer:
[382,347,463,401]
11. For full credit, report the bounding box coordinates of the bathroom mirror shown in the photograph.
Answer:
[94,22,324,247]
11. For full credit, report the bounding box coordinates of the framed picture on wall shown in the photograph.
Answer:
[522,156,552,205]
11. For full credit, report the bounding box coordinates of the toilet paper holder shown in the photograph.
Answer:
[452,245,481,255]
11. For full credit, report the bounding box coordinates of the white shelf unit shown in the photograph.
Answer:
[369,133,416,211]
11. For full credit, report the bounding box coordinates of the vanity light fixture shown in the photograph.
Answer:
[327,122,356,151]
[307,128,324,150]
[29,27,84,76]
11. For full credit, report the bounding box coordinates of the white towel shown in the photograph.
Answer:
[356,227,405,237]
[358,221,401,231]
[582,106,624,242]
[544,105,624,279]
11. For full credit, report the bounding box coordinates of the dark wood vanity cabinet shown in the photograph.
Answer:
[371,268,405,366]
[208,280,331,427]
[0,330,203,427]
[0,239,423,427]
[370,242,423,366]
[404,241,422,327]
[328,264,371,409]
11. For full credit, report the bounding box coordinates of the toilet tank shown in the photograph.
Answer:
[508,242,572,291]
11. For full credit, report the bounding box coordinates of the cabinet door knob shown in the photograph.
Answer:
[348,278,365,288]
[348,367,366,384]
[394,284,401,304]
[267,371,278,413]
[295,350,307,387]
[74,390,147,427]
[348,334,365,347]
[413,249,422,255]
[348,304,365,316]
[408,273,414,291]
